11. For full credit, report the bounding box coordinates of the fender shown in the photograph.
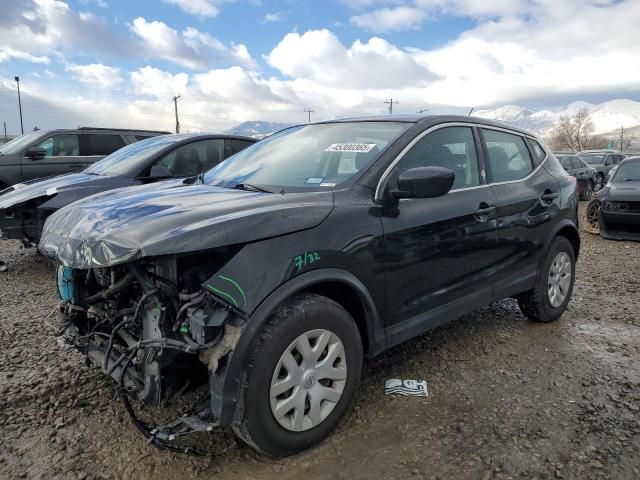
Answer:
[210,268,383,425]
[544,217,580,259]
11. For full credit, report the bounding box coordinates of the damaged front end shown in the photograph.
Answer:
[57,253,245,451]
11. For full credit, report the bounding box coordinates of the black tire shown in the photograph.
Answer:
[517,236,575,323]
[580,181,593,201]
[233,293,363,457]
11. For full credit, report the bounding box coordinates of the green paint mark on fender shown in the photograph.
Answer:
[218,275,247,307]
[206,284,239,308]
[294,252,321,272]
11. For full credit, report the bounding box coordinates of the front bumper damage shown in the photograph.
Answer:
[57,260,247,454]
[600,204,640,241]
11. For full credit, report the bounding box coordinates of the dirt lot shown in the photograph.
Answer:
[1,212,639,480]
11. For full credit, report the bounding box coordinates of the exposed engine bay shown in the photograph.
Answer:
[57,252,244,453]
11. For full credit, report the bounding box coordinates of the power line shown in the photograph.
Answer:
[173,95,181,134]
[384,98,398,115]
[304,108,315,123]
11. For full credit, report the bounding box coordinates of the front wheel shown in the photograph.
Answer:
[517,236,575,323]
[580,180,593,201]
[233,293,363,457]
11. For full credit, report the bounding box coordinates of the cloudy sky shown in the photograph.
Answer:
[0,0,639,134]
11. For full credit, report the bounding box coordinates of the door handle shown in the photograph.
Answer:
[540,191,559,204]
[474,203,496,221]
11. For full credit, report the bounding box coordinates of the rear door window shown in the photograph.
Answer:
[230,139,254,156]
[570,157,583,169]
[34,134,80,157]
[82,134,125,156]
[155,139,225,176]
[482,129,534,183]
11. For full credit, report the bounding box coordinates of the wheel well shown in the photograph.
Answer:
[302,281,370,353]
[557,225,580,259]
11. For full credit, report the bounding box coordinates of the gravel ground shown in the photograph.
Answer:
[1,207,639,480]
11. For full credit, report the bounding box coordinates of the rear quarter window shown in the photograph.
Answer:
[527,139,547,165]
[82,134,125,156]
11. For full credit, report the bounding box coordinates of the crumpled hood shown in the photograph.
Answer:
[39,182,334,268]
[607,181,640,201]
[0,173,106,209]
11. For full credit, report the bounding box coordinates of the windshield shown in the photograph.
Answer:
[0,131,46,155]
[611,161,640,182]
[85,134,179,176]
[579,154,605,165]
[204,122,411,191]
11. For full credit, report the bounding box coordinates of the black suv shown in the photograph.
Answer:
[39,116,579,457]
[0,127,168,189]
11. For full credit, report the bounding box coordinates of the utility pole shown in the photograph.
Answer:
[3,122,7,141]
[620,125,624,153]
[304,108,315,123]
[384,98,398,115]
[173,95,181,134]
[14,76,23,135]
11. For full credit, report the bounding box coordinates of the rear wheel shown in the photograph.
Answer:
[517,236,575,323]
[233,293,363,457]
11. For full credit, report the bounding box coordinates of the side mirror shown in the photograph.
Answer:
[149,164,172,179]
[27,147,47,159]
[392,167,455,199]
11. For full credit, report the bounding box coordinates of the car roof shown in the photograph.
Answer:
[32,128,170,135]
[25,130,256,142]
[312,114,536,137]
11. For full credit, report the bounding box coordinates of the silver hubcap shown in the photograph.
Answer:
[548,251,572,308]
[269,329,347,432]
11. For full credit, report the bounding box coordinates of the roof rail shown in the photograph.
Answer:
[78,127,171,134]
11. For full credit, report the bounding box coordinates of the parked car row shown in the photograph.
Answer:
[0,133,256,245]
[1,116,581,457]
[0,127,170,189]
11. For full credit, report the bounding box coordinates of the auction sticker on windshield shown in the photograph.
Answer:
[325,143,376,153]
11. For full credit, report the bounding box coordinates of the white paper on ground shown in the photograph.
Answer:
[384,379,428,397]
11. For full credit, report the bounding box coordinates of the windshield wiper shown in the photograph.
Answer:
[232,183,281,194]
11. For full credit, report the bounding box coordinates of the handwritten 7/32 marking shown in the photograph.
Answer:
[294,252,321,272]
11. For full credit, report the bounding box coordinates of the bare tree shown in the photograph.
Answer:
[549,108,594,152]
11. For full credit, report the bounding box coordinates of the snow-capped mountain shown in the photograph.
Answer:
[225,121,292,138]
[474,99,640,135]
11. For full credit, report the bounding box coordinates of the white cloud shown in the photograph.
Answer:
[266,29,435,89]
[262,12,282,23]
[130,66,189,98]
[0,47,49,64]
[162,0,226,18]
[130,17,257,70]
[351,6,427,32]
[66,63,122,88]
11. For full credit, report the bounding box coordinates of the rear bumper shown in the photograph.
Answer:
[600,210,640,241]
